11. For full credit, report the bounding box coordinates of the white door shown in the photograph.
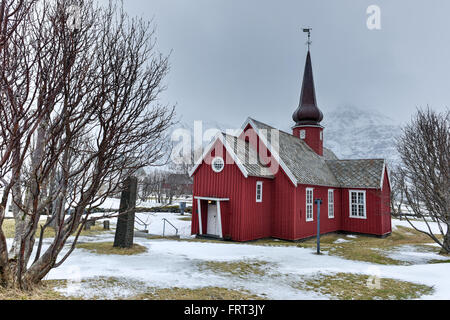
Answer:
[207,204,218,236]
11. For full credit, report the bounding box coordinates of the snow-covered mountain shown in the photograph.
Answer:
[322,106,401,163]
[171,119,239,148]
[173,106,401,163]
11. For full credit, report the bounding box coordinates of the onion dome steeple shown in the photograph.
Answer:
[292,50,323,126]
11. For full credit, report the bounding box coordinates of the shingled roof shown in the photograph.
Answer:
[325,159,385,189]
[247,118,385,189]
[223,133,275,179]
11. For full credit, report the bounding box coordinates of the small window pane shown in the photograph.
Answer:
[350,191,366,218]
[256,182,263,202]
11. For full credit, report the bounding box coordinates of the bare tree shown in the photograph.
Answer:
[389,163,406,219]
[169,146,202,175]
[0,0,36,53]
[140,169,169,204]
[394,108,449,254]
[0,0,175,290]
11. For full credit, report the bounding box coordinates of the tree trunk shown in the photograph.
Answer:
[441,228,450,255]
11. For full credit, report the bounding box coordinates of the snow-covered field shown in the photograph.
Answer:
[3,208,449,300]
[38,216,450,300]
[392,218,447,235]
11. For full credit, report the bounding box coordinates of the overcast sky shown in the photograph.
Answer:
[103,0,450,129]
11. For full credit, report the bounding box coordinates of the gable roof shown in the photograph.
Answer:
[188,132,274,179]
[223,134,275,179]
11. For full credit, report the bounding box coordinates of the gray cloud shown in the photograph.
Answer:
[105,0,450,128]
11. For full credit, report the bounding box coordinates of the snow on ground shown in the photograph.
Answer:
[138,213,192,238]
[45,234,450,300]
[383,245,449,265]
[102,212,193,239]
[334,238,350,244]
[392,218,447,235]
[95,197,192,211]
[42,217,450,300]
[4,215,449,299]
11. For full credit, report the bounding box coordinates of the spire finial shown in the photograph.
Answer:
[303,28,312,51]
[292,28,323,127]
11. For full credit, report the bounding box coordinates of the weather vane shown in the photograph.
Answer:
[303,27,312,51]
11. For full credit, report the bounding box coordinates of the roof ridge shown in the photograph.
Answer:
[249,118,297,137]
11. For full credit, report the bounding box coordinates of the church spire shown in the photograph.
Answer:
[292,31,323,127]
[292,29,324,156]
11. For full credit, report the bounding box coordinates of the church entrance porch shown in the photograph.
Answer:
[195,197,229,239]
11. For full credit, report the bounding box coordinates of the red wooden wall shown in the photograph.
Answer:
[293,185,342,240]
[191,140,274,241]
[191,141,245,240]
[380,168,392,235]
[238,176,273,241]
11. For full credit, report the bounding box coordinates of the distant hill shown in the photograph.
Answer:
[322,106,401,163]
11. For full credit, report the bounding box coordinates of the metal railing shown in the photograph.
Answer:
[135,215,150,232]
[162,218,178,237]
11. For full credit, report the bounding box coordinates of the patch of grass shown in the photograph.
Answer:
[1,277,262,300]
[198,260,270,279]
[76,242,147,255]
[178,216,192,222]
[1,219,109,239]
[0,281,75,300]
[292,272,434,300]
[52,277,262,300]
[131,287,263,300]
[1,219,16,238]
[297,226,443,265]
[428,259,450,264]
[79,225,111,237]
[251,238,300,247]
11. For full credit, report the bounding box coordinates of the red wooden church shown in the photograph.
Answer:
[189,49,392,242]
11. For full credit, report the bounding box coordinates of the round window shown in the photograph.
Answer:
[211,157,225,173]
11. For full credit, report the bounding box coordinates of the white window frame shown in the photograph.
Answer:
[300,130,306,139]
[306,188,314,222]
[256,181,263,203]
[328,189,334,219]
[211,157,225,173]
[349,190,367,219]
[320,131,323,141]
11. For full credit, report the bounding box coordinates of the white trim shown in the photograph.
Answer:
[306,188,314,222]
[194,196,230,201]
[292,124,325,129]
[349,190,367,219]
[189,133,249,178]
[328,189,334,219]
[380,160,390,191]
[217,201,223,238]
[238,117,298,186]
[256,181,263,203]
[197,199,203,235]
